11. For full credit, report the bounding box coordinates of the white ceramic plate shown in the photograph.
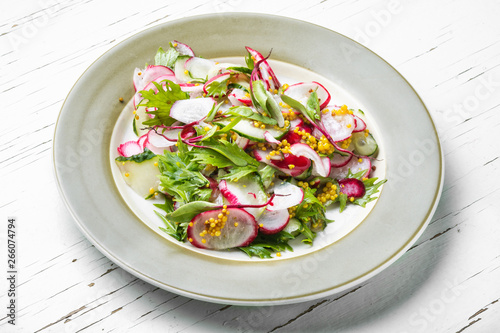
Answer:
[54,13,443,305]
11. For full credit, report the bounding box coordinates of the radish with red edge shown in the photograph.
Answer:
[352,115,367,132]
[145,128,178,155]
[133,65,175,92]
[338,178,366,198]
[171,40,195,57]
[282,81,331,110]
[330,152,353,167]
[180,83,204,98]
[245,46,280,90]
[228,88,252,106]
[117,140,143,157]
[289,143,331,177]
[219,178,267,218]
[187,208,258,250]
[270,154,312,177]
[257,209,290,235]
[267,182,304,211]
[320,110,355,142]
[203,72,231,97]
[329,155,372,180]
[169,97,216,124]
[184,57,216,80]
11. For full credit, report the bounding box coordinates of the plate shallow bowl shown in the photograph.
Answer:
[54,13,443,305]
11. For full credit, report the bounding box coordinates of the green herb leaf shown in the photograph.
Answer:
[201,138,259,167]
[224,106,277,125]
[165,201,220,223]
[138,81,189,127]
[306,90,321,120]
[155,211,187,241]
[115,148,156,163]
[154,46,180,68]
[219,165,259,182]
[157,151,209,204]
[189,147,234,168]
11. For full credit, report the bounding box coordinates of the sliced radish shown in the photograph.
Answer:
[257,209,290,235]
[235,135,251,149]
[270,154,311,177]
[267,182,304,211]
[169,97,216,124]
[144,128,179,154]
[263,131,281,144]
[174,56,192,82]
[321,111,355,142]
[203,72,231,96]
[185,57,216,80]
[352,115,367,132]
[288,143,331,177]
[245,47,280,90]
[219,178,267,218]
[330,152,353,167]
[282,81,331,110]
[133,65,175,92]
[172,40,195,57]
[137,133,149,149]
[187,208,258,250]
[329,156,372,180]
[117,141,143,157]
[179,83,204,98]
[338,178,366,198]
[228,88,252,106]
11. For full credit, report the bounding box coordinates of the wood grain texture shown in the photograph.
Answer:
[1,0,499,332]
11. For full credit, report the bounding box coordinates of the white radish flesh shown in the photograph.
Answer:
[187,208,258,250]
[283,81,331,110]
[289,143,331,177]
[267,182,304,211]
[169,97,216,124]
[257,209,290,235]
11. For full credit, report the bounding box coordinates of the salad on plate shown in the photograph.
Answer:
[114,41,386,259]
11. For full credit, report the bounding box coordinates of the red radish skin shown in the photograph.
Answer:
[329,156,372,180]
[187,208,258,250]
[133,65,175,92]
[172,40,195,57]
[321,111,355,142]
[270,154,311,177]
[338,178,366,198]
[330,153,353,167]
[203,72,231,96]
[283,81,331,110]
[267,182,304,211]
[352,115,367,132]
[245,47,281,90]
[289,143,331,177]
[257,209,290,234]
[117,140,143,157]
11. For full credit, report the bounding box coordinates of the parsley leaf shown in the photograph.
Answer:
[154,45,179,68]
[239,232,294,259]
[138,81,189,127]
[157,151,209,204]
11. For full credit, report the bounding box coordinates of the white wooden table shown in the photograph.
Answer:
[1,0,499,332]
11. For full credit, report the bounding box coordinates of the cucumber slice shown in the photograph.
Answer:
[214,118,289,142]
[283,218,301,236]
[174,55,191,82]
[133,104,150,137]
[115,156,160,198]
[352,132,378,156]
